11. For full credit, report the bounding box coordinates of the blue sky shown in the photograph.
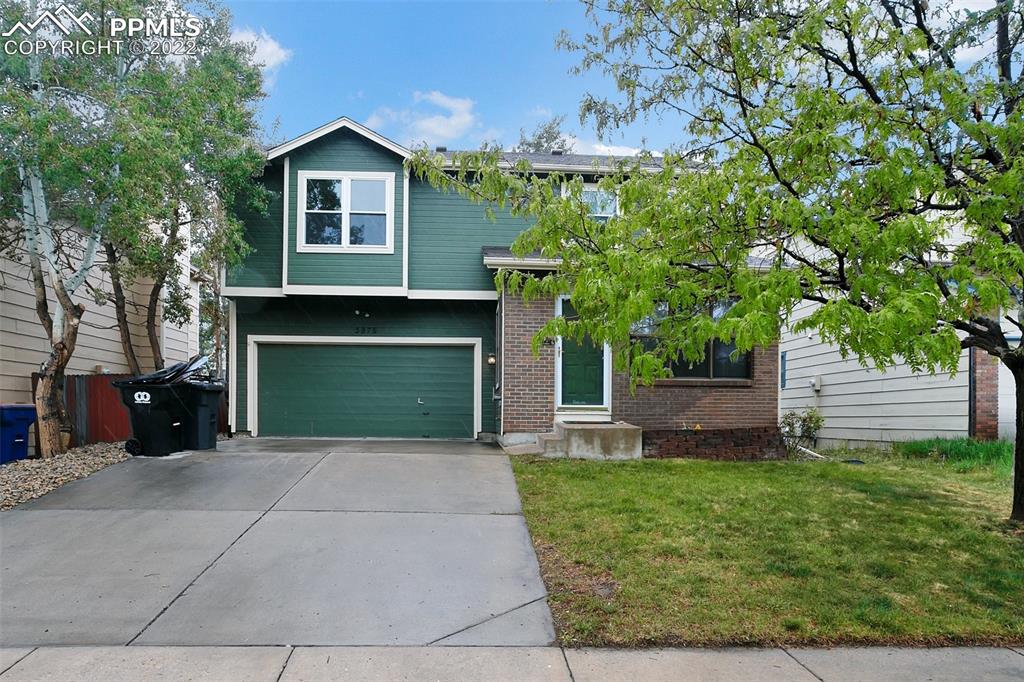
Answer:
[225,0,681,153]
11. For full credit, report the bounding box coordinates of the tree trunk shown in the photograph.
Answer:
[1012,364,1024,522]
[105,242,142,375]
[33,308,81,457]
[146,279,165,370]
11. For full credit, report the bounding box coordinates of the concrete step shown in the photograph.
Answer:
[550,421,642,460]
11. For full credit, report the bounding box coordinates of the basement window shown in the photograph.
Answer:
[297,171,394,253]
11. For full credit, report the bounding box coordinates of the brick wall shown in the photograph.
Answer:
[612,344,780,431]
[644,426,785,460]
[501,293,555,434]
[971,347,999,440]
[500,292,783,457]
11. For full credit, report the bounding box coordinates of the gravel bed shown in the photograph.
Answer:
[0,442,130,510]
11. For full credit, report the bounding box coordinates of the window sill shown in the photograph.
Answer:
[296,245,394,255]
[652,378,754,388]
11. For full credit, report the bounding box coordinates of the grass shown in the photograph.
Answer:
[511,449,1023,647]
[890,438,1014,476]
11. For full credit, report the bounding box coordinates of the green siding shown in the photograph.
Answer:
[233,298,497,435]
[287,129,404,287]
[226,165,284,287]
[408,180,532,291]
[257,344,474,438]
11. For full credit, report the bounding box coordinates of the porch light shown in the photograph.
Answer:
[487,353,497,366]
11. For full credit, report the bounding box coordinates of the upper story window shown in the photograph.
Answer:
[297,171,394,254]
[631,301,752,380]
[582,186,617,222]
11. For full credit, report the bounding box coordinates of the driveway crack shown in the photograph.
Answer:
[125,452,330,645]
[425,594,549,646]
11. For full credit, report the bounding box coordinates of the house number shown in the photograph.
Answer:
[354,326,378,335]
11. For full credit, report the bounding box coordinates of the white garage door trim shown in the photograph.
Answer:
[246,335,482,438]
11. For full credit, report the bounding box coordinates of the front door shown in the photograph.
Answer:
[559,301,605,406]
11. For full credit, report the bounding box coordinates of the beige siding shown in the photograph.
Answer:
[1,245,196,406]
[780,302,970,448]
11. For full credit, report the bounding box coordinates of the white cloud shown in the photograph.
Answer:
[572,137,652,156]
[364,90,496,147]
[528,105,553,118]
[231,27,292,87]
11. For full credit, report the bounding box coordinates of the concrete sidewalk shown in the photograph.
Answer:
[2,645,1022,681]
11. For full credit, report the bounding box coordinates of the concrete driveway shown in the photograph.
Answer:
[0,439,554,647]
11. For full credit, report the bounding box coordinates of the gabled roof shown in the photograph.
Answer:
[266,117,410,161]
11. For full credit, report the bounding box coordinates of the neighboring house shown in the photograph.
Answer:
[223,117,781,457]
[779,301,1016,447]
[0,244,202,434]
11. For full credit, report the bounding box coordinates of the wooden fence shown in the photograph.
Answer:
[31,373,229,451]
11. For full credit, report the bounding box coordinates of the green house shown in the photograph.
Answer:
[225,117,780,454]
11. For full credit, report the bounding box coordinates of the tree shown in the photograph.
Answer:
[513,115,576,153]
[0,0,264,454]
[409,0,1024,521]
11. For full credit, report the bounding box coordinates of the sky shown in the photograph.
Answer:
[225,0,998,154]
[225,0,679,154]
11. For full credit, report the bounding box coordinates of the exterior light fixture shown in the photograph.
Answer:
[487,353,497,366]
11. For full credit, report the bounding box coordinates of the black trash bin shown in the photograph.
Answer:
[114,357,224,457]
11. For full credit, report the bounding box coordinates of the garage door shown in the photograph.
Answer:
[256,344,475,438]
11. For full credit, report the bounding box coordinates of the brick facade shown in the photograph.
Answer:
[500,293,783,458]
[971,347,999,441]
[500,294,556,434]
[644,426,785,460]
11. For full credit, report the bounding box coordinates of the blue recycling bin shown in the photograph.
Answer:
[1,404,38,464]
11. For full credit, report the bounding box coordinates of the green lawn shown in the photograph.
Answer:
[511,450,1023,647]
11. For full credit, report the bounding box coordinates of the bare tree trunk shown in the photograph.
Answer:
[34,311,81,456]
[145,207,184,370]
[105,242,142,375]
[211,275,224,378]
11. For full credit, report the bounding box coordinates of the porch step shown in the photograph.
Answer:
[537,421,642,460]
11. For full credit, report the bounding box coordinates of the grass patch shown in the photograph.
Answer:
[891,438,1014,476]
[511,453,1023,647]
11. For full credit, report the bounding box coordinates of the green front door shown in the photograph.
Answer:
[257,344,474,438]
[559,301,605,406]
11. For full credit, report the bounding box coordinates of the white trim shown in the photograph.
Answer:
[246,335,482,438]
[402,169,410,290]
[267,117,411,160]
[281,156,290,287]
[281,284,407,297]
[407,289,499,301]
[295,170,395,254]
[228,300,237,431]
[222,286,286,297]
[483,256,561,270]
[554,295,613,412]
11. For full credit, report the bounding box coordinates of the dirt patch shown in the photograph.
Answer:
[1,442,129,510]
[533,540,620,640]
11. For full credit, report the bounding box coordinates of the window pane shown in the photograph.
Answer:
[583,188,616,217]
[712,340,750,378]
[670,350,711,378]
[351,179,386,212]
[306,179,342,211]
[305,213,343,245]
[349,213,386,246]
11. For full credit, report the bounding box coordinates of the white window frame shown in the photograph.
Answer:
[296,170,395,254]
[581,183,619,220]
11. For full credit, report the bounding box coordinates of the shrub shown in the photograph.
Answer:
[779,408,825,454]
